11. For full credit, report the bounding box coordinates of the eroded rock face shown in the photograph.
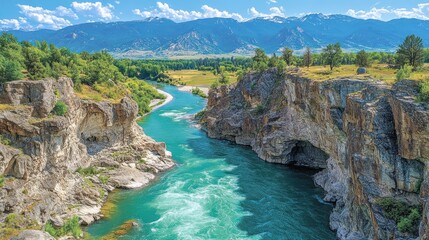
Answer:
[202,70,429,240]
[0,77,174,235]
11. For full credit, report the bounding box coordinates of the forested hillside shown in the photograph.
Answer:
[0,33,164,115]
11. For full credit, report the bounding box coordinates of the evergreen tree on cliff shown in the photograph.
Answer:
[303,47,312,68]
[322,43,342,71]
[252,48,269,72]
[397,35,424,69]
[282,47,294,66]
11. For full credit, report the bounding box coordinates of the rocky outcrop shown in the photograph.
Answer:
[201,70,429,240]
[0,77,174,238]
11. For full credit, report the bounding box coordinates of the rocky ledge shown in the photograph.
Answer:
[0,77,174,238]
[201,69,429,240]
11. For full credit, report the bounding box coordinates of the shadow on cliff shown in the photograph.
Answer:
[186,134,336,240]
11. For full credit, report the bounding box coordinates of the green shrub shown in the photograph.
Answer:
[54,89,61,98]
[0,135,10,145]
[52,101,68,116]
[0,175,4,187]
[76,167,99,176]
[376,198,422,234]
[99,175,109,184]
[376,198,409,222]
[191,87,207,98]
[210,80,220,89]
[45,216,82,238]
[396,65,412,82]
[419,79,429,103]
[397,217,412,233]
[254,104,264,115]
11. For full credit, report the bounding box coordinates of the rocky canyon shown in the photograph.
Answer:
[201,69,429,240]
[0,77,174,239]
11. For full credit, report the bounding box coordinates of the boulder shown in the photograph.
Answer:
[356,67,367,74]
[11,230,54,240]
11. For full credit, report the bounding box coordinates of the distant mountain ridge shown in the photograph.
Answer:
[5,14,429,58]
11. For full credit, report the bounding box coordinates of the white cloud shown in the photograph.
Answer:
[268,0,277,3]
[56,6,79,20]
[0,19,23,30]
[346,8,389,20]
[133,2,244,22]
[18,4,73,29]
[71,1,115,20]
[346,3,429,20]
[249,6,285,18]
[115,1,120,5]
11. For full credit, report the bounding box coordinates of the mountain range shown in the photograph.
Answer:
[5,14,429,58]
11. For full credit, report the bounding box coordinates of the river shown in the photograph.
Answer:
[87,84,335,239]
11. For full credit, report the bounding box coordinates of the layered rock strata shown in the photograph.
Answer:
[201,70,429,240]
[0,78,174,237]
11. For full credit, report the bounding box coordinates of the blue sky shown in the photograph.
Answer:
[1,0,429,30]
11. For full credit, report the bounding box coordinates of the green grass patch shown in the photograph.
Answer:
[76,167,100,176]
[300,63,429,83]
[167,70,237,87]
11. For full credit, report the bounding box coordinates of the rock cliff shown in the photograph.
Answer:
[0,77,174,237]
[201,69,429,240]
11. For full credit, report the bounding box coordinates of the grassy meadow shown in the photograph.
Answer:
[300,64,429,83]
[166,70,238,87]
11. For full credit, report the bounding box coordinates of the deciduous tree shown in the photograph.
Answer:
[322,43,342,71]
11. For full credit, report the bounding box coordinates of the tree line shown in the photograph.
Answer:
[113,58,252,80]
[251,34,427,72]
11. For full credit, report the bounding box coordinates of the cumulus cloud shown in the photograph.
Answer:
[0,19,25,30]
[346,8,390,20]
[18,4,73,29]
[346,3,429,20]
[133,2,244,22]
[71,1,115,20]
[56,6,79,20]
[249,6,285,18]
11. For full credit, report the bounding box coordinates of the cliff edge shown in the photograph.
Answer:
[0,77,174,238]
[201,70,429,240]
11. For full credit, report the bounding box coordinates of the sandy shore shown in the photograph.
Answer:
[177,86,210,95]
[149,89,173,112]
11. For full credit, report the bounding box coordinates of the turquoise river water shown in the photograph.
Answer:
[87,84,335,240]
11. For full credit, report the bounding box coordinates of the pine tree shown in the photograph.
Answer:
[356,50,370,67]
[303,47,312,68]
[282,47,294,65]
[397,35,424,69]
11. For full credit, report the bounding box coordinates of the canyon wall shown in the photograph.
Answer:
[201,70,429,240]
[0,78,174,237]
